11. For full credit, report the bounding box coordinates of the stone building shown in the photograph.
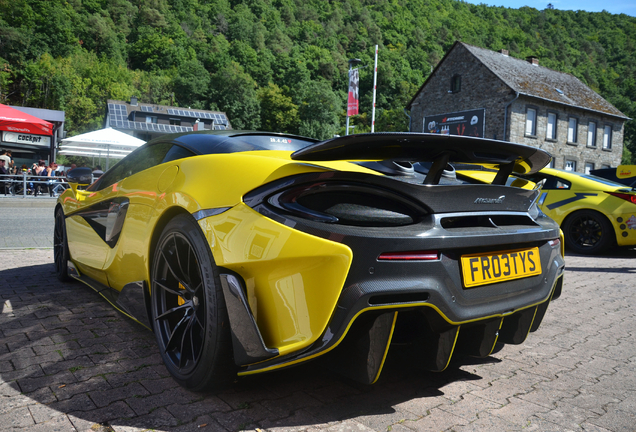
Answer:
[406,41,630,172]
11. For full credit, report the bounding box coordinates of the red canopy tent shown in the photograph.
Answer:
[0,103,53,136]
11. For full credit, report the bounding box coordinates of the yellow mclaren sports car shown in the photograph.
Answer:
[520,168,636,255]
[54,131,565,391]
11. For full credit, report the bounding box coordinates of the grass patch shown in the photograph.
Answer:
[132,363,151,372]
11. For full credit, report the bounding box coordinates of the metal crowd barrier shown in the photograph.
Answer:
[0,173,69,198]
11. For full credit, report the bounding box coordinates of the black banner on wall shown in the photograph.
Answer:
[424,108,485,138]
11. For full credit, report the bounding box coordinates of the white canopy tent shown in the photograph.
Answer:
[59,127,146,169]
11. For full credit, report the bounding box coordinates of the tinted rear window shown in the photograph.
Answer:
[171,133,317,156]
[225,134,315,152]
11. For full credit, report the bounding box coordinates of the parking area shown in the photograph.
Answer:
[1,248,635,432]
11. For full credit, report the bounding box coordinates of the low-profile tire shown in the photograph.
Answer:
[150,214,234,391]
[54,208,72,282]
[563,210,614,255]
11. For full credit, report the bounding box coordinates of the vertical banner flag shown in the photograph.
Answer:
[347,68,359,116]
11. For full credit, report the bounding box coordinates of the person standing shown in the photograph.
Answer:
[34,160,46,175]
[0,149,12,170]
[43,163,56,197]
[33,160,46,196]
[92,165,103,183]
[0,158,8,195]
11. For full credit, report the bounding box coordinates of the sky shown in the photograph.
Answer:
[461,0,636,17]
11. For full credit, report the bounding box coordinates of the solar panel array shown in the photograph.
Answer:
[114,120,192,133]
[107,103,228,133]
[108,103,128,122]
[167,109,228,129]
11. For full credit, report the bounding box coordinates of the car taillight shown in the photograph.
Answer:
[378,251,439,260]
[548,238,560,248]
[268,181,427,227]
[605,191,636,204]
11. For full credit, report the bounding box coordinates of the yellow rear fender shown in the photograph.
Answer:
[198,203,353,356]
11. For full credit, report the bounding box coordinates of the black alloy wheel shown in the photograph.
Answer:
[54,208,72,282]
[151,214,234,391]
[563,210,614,255]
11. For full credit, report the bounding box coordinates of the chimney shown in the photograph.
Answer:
[526,56,539,66]
[499,49,509,56]
[130,96,138,106]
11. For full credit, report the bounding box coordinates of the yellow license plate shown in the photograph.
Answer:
[461,247,541,288]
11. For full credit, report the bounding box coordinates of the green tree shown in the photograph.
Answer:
[298,80,342,140]
[208,62,260,130]
[128,26,190,71]
[173,59,210,108]
[257,83,299,133]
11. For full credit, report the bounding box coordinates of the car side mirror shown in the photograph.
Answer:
[67,167,93,185]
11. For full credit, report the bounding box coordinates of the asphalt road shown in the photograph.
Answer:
[1,200,635,431]
[0,197,56,249]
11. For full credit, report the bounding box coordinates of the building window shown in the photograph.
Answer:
[585,162,594,174]
[169,118,181,126]
[565,160,576,171]
[146,116,157,124]
[603,125,612,149]
[587,121,596,147]
[567,117,578,143]
[525,108,537,136]
[450,75,461,93]
[546,112,557,140]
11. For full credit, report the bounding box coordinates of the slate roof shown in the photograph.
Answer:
[408,41,629,120]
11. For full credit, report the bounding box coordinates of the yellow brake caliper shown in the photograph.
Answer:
[178,282,186,306]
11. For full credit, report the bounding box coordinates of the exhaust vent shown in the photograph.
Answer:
[369,292,430,305]
[441,215,538,230]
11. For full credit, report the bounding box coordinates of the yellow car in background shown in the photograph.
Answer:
[521,168,636,254]
[591,165,636,188]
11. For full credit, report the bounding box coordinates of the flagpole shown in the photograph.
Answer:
[346,65,351,136]
[371,45,378,133]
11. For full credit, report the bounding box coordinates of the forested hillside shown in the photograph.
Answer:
[1,0,634,158]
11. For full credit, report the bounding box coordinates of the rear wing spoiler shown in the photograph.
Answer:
[292,133,551,184]
[617,165,636,179]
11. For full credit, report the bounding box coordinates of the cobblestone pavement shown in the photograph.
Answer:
[1,249,635,432]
